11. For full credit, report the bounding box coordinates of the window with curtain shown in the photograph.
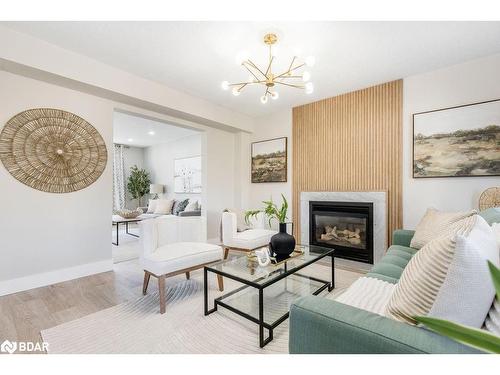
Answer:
[112,144,126,211]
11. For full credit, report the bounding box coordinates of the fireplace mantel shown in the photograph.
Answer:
[300,191,387,265]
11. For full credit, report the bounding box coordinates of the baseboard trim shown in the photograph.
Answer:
[0,259,113,297]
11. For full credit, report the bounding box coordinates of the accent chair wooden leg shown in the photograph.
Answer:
[217,274,224,292]
[142,271,151,295]
[185,271,190,280]
[223,247,229,259]
[158,275,166,314]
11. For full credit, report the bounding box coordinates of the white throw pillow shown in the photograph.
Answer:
[153,199,174,215]
[146,199,159,214]
[491,223,500,248]
[410,208,477,249]
[427,215,499,327]
[184,200,199,212]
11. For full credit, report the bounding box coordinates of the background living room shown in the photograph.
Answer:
[112,111,203,263]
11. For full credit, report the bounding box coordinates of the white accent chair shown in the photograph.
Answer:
[140,215,223,314]
[221,211,277,259]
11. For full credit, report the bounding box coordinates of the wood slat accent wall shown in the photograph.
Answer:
[292,80,403,245]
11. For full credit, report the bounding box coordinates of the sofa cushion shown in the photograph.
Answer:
[225,228,276,250]
[385,215,478,325]
[335,277,395,316]
[427,216,499,327]
[141,242,222,276]
[410,208,476,249]
[154,199,174,214]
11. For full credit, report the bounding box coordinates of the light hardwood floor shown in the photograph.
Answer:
[0,259,146,345]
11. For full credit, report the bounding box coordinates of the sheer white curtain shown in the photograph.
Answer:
[113,144,126,211]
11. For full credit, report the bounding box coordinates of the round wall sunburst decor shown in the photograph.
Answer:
[0,108,107,193]
[479,187,500,210]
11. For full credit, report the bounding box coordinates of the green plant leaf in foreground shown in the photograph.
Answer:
[488,260,500,299]
[414,316,500,354]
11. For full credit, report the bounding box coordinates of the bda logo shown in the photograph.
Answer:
[1,340,17,354]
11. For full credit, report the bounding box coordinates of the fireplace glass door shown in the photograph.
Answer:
[309,201,373,264]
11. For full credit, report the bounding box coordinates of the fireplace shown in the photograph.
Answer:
[309,201,374,264]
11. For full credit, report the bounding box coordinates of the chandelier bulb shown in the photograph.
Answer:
[305,56,316,67]
[271,91,279,100]
[221,81,230,90]
[232,87,241,96]
[302,71,311,82]
[260,95,268,104]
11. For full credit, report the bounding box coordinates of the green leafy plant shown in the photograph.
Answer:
[414,261,500,353]
[245,194,288,227]
[127,165,151,207]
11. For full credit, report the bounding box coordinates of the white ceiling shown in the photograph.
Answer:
[4,22,500,117]
[113,111,199,147]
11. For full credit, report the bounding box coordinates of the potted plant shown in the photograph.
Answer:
[127,165,151,207]
[245,194,296,258]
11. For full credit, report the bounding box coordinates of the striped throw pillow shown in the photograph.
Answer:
[410,208,476,249]
[385,215,477,325]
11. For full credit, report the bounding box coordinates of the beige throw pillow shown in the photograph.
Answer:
[385,215,477,325]
[410,208,476,249]
[146,199,158,214]
[153,199,174,215]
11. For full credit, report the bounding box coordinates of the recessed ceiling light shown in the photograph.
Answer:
[148,131,155,136]
[127,138,133,142]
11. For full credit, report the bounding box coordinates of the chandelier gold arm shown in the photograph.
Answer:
[265,55,274,77]
[245,59,268,79]
[243,63,263,82]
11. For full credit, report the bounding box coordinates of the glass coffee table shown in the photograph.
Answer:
[204,245,335,347]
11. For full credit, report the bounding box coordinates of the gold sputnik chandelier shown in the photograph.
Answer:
[221,33,315,104]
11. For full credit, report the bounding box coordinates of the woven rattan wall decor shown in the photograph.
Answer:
[0,108,107,193]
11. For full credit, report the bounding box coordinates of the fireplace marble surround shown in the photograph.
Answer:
[300,192,387,268]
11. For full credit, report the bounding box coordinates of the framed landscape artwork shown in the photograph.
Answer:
[413,99,500,178]
[174,156,202,193]
[251,137,287,183]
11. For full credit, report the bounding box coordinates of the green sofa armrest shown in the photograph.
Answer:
[392,229,415,248]
[289,296,479,354]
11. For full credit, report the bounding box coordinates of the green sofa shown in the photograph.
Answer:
[289,208,500,354]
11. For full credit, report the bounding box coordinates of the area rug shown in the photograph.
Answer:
[41,265,360,353]
[112,225,141,263]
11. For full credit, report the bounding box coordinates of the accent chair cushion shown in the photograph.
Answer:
[385,215,497,326]
[224,228,276,250]
[410,208,476,249]
[141,242,222,276]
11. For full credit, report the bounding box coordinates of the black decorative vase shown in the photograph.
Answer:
[269,223,296,259]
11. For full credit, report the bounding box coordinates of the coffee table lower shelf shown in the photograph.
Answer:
[204,257,334,348]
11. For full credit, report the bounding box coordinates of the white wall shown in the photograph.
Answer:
[0,71,113,293]
[402,54,500,228]
[243,109,293,229]
[143,134,202,203]
[122,146,145,208]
